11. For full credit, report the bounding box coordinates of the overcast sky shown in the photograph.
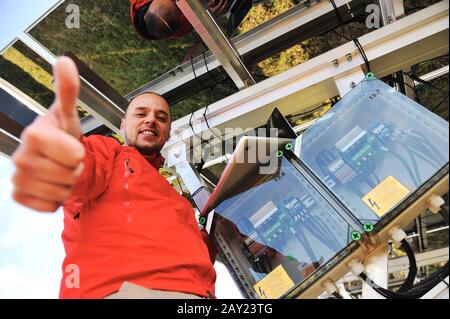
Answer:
[0,155,65,298]
[0,0,60,51]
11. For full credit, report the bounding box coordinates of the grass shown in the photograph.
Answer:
[1,0,446,122]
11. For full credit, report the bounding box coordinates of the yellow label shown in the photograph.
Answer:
[362,176,410,217]
[253,265,295,299]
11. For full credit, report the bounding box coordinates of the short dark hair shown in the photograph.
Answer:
[144,4,179,40]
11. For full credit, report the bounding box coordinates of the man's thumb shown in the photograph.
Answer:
[52,57,81,137]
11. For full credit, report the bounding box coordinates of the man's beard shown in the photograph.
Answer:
[135,144,162,156]
[124,134,162,155]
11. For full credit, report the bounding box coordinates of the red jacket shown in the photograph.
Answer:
[59,135,216,298]
[129,0,194,40]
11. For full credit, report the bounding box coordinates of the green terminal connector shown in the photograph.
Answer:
[366,72,375,79]
[364,222,374,233]
[285,143,293,151]
[351,231,362,241]
[276,150,284,158]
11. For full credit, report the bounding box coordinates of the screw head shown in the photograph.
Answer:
[332,59,339,67]
[199,217,206,225]
[345,53,353,61]
[364,222,374,233]
[276,150,284,158]
[351,231,362,241]
[285,143,293,151]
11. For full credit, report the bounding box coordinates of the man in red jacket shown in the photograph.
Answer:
[10,57,217,299]
[130,0,230,40]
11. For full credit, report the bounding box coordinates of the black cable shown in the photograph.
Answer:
[403,71,448,94]
[412,71,422,105]
[383,75,420,100]
[332,292,343,299]
[413,54,448,66]
[289,100,333,119]
[397,239,418,293]
[202,103,223,142]
[405,262,449,295]
[430,93,449,114]
[188,52,226,147]
[196,157,205,174]
[440,206,449,225]
[329,0,346,35]
[404,141,442,169]
[331,29,350,41]
[353,38,371,73]
[388,151,421,187]
[202,51,221,85]
[189,111,213,146]
[359,273,415,299]
[441,278,450,288]
[405,130,447,162]
[187,49,226,145]
[404,148,423,183]
[359,261,449,298]
[329,0,372,73]
[330,31,371,73]
[190,55,209,91]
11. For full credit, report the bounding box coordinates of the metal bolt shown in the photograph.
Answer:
[388,14,396,24]
[351,231,362,241]
[332,59,339,67]
[350,81,356,89]
[345,53,352,61]
[364,222,374,233]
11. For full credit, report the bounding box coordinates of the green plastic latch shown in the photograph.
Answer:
[364,222,374,233]
[351,231,362,241]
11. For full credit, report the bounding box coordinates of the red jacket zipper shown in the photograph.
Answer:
[124,158,133,223]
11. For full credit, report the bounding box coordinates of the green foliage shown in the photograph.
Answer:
[30,0,195,95]
[0,56,54,108]
[2,0,447,123]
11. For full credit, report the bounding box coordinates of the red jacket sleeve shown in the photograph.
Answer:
[65,135,121,208]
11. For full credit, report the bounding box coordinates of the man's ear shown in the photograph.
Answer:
[120,119,125,134]
[167,125,171,142]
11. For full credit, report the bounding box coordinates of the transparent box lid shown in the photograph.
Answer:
[211,157,356,299]
[296,77,449,226]
[208,76,449,299]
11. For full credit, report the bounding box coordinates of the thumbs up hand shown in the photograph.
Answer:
[11,57,85,212]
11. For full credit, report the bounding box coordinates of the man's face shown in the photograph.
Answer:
[121,93,171,155]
